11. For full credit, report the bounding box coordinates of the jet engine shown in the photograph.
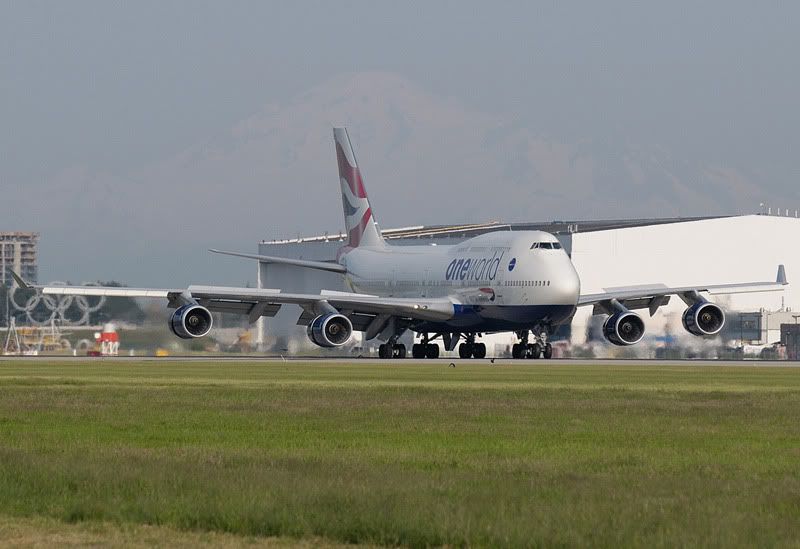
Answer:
[307,313,353,347]
[682,301,725,336]
[169,304,213,339]
[603,311,646,346]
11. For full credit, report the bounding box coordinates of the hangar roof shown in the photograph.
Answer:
[261,216,730,245]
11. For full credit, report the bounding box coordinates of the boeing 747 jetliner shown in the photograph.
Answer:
[15,128,788,359]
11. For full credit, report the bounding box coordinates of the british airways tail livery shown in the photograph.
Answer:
[335,127,385,250]
[18,128,788,359]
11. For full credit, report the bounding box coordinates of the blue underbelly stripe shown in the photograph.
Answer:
[415,304,576,332]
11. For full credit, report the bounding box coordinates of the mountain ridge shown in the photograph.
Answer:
[26,71,776,281]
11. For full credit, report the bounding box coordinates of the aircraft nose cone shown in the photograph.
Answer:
[553,264,581,305]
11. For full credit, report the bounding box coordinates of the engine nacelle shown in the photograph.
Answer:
[682,302,725,336]
[169,304,213,339]
[603,311,646,346]
[307,313,353,347]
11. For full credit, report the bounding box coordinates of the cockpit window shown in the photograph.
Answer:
[531,241,562,250]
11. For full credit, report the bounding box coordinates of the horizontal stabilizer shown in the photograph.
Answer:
[209,249,347,274]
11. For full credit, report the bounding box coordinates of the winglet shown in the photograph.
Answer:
[777,264,788,285]
[9,270,32,289]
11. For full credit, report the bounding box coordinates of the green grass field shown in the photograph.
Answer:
[0,360,798,547]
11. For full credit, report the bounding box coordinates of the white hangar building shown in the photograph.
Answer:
[254,214,798,355]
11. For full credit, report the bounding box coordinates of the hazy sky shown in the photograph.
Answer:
[2,1,799,284]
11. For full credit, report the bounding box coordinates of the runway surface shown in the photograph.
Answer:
[1,354,799,367]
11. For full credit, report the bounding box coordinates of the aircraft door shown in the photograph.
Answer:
[494,260,506,303]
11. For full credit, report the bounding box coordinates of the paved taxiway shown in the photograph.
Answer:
[1,355,799,367]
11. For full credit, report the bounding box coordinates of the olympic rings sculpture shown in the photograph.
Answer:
[8,283,106,326]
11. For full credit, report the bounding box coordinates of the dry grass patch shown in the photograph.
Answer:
[0,514,359,548]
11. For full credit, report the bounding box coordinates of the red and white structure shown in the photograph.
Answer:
[95,323,120,356]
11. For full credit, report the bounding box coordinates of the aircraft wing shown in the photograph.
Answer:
[28,276,455,330]
[184,286,454,322]
[577,265,788,315]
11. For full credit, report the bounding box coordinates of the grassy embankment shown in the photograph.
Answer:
[0,360,798,547]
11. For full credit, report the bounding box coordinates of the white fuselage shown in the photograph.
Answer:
[339,231,581,332]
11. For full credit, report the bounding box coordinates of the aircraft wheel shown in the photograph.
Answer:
[412,344,425,359]
[543,343,553,359]
[458,343,473,359]
[527,343,541,359]
[378,344,390,359]
[473,342,486,359]
[512,343,523,359]
[393,344,406,358]
[425,344,439,359]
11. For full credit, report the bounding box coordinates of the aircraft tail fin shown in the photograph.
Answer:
[334,127,385,249]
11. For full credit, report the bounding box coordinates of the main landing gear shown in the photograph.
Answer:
[377,332,491,360]
[411,333,440,359]
[458,333,486,359]
[378,332,438,359]
[403,333,489,359]
[511,329,553,359]
[378,342,406,359]
[410,333,439,358]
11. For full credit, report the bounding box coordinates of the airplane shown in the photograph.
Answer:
[13,128,789,359]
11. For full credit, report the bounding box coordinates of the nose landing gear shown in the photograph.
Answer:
[512,329,553,359]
